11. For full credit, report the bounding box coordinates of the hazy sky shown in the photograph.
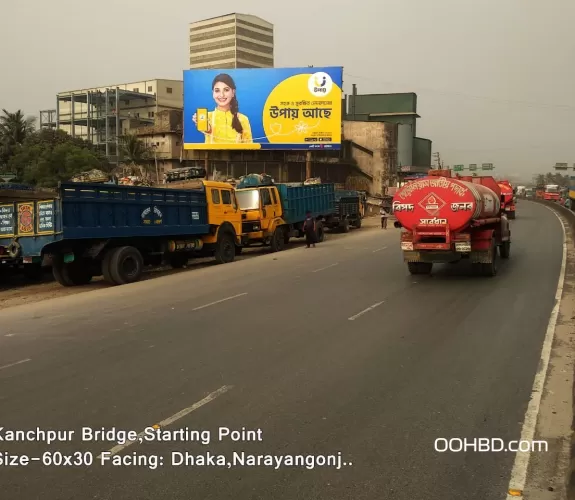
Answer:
[1,0,573,181]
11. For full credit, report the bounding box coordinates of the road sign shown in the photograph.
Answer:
[469,164,477,171]
[481,163,494,170]
[453,165,464,172]
[555,162,568,170]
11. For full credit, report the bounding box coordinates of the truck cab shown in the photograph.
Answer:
[544,184,560,201]
[235,184,285,248]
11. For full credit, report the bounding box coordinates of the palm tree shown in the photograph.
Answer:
[0,109,36,166]
[118,133,152,164]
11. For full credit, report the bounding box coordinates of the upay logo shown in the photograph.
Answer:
[308,72,333,97]
[418,192,446,216]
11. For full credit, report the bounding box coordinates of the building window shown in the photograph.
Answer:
[236,50,274,66]
[190,50,236,64]
[148,112,154,118]
[190,39,236,53]
[236,20,273,34]
[236,38,273,55]
[148,86,153,92]
[189,27,235,43]
[167,87,173,94]
[190,18,236,32]
[133,88,139,93]
[236,27,273,45]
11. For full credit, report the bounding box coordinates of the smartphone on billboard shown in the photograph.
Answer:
[196,108,208,132]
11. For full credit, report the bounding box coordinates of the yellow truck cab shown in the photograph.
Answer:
[163,178,243,264]
[235,174,336,252]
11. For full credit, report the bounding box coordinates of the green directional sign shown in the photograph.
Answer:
[481,163,494,170]
[453,164,464,172]
[469,164,477,171]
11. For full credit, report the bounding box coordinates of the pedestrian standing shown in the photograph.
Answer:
[303,211,316,248]
[380,205,389,229]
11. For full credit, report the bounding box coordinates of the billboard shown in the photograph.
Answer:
[183,67,343,150]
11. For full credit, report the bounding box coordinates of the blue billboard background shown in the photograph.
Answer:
[183,66,343,150]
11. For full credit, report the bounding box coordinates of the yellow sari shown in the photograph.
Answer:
[205,109,253,144]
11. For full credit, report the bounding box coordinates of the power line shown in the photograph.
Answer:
[344,72,575,111]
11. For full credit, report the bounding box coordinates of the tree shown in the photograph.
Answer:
[532,172,571,187]
[0,109,36,167]
[118,133,153,165]
[8,129,109,187]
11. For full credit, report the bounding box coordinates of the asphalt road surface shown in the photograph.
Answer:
[0,201,565,500]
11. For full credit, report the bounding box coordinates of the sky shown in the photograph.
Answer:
[1,0,573,182]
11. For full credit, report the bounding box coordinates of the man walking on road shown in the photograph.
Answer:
[380,204,389,229]
[303,211,316,248]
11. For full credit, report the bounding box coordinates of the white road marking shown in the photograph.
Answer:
[192,293,247,311]
[0,359,31,371]
[100,385,233,458]
[348,301,384,321]
[312,263,338,273]
[506,208,567,498]
[372,246,388,253]
[5,334,15,337]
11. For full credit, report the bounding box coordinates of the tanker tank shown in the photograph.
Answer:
[392,176,502,233]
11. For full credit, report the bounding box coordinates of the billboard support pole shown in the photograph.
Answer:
[306,151,312,179]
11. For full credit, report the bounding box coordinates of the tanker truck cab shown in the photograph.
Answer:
[393,169,511,277]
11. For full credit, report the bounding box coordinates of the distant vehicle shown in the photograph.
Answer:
[544,184,560,201]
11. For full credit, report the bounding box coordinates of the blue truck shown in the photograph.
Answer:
[234,175,339,251]
[323,189,365,232]
[0,180,243,287]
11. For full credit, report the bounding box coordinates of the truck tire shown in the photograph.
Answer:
[53,256,93,286]
[235,245,243,256]
[316,221,325,242]
[341,219,350,233]
[353,218,362,229]
[499,241,511,259]
[407,262,433,275]
[108,246,144,285]
[270,227,285,252]
[508,211,516,220]
[214,230,235,264]
[480,241,498,276]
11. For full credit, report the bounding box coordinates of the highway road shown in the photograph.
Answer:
[0,201,566,500]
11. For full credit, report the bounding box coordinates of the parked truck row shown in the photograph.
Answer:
[0,174,367,287]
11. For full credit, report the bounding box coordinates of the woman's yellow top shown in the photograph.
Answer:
[205,109,252,144]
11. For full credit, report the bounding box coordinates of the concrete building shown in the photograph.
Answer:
[39,79,183,163]
[189,13,274,69]
[135,110,184,175]
[344,91,433,183]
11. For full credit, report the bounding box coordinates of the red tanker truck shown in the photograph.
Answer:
[392,169,511,276]
[498,180,516,219]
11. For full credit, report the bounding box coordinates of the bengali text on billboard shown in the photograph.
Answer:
[183,67,343,150]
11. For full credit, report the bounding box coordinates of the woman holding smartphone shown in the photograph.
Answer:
[192,73,253,144]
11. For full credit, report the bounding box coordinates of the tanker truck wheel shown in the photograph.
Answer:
[508,211,516,220]
[407,262,432,275]
[480,241,498,276]
[499,241,511,259]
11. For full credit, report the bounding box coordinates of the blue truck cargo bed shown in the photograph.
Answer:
[0,182,210,257]
[276,183,335,225]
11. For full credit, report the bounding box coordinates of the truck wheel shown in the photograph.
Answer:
[481,241,498,276]
[407,262,433,275]
[52,254,93,286]
[341,219,350,233]
[168,253,189,268]
[214,231,235,264]
[108,246,144,285]
[354,218,362,229]
[508,211,516,220]
[316,222,325,242]
[499,241,511,259]
[235,245,243,256]
[270,227,285,252]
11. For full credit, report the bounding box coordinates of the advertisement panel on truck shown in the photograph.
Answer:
[183,67,343,150]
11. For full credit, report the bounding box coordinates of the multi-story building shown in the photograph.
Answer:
[39,79,183,163]
[189,13,274,69]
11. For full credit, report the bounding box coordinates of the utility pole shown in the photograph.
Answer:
[433,152,442,169]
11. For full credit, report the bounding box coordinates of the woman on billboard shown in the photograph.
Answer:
[192,73,253,144]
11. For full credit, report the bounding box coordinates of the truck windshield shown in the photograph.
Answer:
[236,189,260,210]
[546,186,558,193]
